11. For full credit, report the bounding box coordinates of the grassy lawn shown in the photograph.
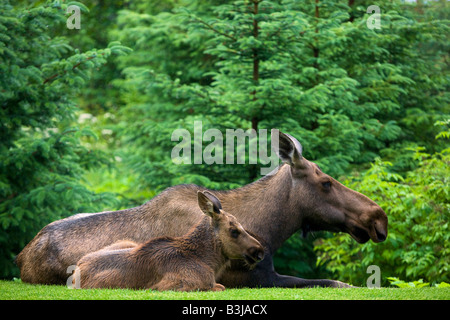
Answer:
[1,280,449,300]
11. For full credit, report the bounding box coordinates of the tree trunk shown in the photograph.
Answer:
[250,0,260,181]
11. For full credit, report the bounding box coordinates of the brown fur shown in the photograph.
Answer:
[74,191,264,291]
[17,131,387,288]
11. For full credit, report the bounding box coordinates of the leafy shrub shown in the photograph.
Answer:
[316,124,450,284]
[387,277,450,288]
[315,123,449,286]
[0,1,129,279]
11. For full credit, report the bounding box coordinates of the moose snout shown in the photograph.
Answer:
[369,207,388,243]
[246,246,265,264]
[348,205,388,244]
[373,215,388,242]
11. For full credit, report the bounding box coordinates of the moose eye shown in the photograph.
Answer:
[322,181,331,190]
[230,229,240,238]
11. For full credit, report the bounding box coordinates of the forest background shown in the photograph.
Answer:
[0,0,448,287]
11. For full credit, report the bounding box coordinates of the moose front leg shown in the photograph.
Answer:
[226,270,353,288]
[271,273,353,288]
[221,256,353,288]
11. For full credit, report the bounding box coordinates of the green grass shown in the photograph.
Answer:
[1,280,449,300]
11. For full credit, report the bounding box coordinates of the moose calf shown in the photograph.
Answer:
[74,191,264,291]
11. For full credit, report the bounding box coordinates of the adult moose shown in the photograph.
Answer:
[17,130,388,288]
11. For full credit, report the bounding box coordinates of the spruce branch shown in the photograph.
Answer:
[42,53,105,85]
[191,16,237,42]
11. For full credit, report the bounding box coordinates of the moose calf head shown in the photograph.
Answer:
[197,191,265,266]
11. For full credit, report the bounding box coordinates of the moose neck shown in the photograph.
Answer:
[183,216,228,273]
[217,164,301,252]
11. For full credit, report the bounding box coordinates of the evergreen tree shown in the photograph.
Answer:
[110,0,448,279]
[0,1,129,278]
[113,0,448,189]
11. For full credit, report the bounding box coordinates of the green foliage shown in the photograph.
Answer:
[316,123,449,286]
[110,0,448,193]
[387,277,450,289]
[1,0,448,285]
[0,1,129,279]
[108,0,448,280]
[387,277,430,289]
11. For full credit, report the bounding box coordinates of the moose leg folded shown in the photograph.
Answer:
[150,273,182,291]
[150,271,218,292]
[221,257,353,288]
[273,273,353,288]
[212,283,226,291]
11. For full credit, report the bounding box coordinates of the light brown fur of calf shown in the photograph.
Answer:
[74,191,264,291]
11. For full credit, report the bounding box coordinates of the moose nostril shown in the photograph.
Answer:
[248,247,264,262]
[375,228,386,242]
[256,250,264,261]
[253,248,264,262]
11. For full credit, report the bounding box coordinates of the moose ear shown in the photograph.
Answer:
[273,130,306,169]
[197,191,222,218]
